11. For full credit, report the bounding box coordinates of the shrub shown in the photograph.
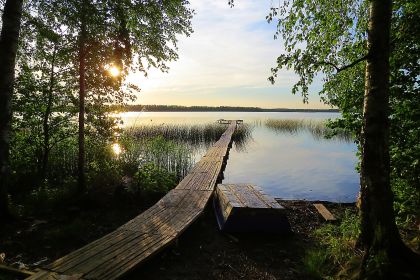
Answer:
[132,163,177,195]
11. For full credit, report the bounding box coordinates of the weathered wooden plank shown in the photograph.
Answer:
[313,203,336,222]
[163,208,203,234]
[217,185,242,209]
[26,270,83,280]
[226,184,268,208]
[70,233,167,278]
[30,121,238,280]
[246,185,284,209]
[120,212,178,236]
[118,203,169,231]
[176,167,220,191]
[47,229,129,271]
[54,230,144,274]
[96,234,174,280]
[174,172,196,190]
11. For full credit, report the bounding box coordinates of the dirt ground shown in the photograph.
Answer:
[125,200,353,280]
[0,198,354,280]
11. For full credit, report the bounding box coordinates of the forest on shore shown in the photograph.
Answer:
[121,104,339,113]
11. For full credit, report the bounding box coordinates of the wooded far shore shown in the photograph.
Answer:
[120,105,339,113]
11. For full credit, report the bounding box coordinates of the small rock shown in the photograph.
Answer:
[33,257,49,266]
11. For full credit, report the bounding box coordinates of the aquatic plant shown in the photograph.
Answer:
[119,135,195,179]
[232,124,253,151]
[124,123,227,145]
[125,122,253,149]
[265,119,353,142]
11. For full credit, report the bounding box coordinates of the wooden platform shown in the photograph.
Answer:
[28,122,237,280]
[213,184,291,233]
[313,203,337,222]
[217,119,243,125]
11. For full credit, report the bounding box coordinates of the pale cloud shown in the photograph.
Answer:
[127,0,328,109]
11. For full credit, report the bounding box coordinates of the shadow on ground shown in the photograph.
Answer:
[124,200,333,280]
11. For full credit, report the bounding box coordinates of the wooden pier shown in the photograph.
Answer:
[28,122,237,280]
[217,119,243,125]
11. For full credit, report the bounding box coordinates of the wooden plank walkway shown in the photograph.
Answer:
[27,122,237,280]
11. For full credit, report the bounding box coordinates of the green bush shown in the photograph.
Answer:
[132,163,177,194]
[23,181,76,215]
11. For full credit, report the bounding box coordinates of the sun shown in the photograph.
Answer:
[112,143,122,156]
[108,65,120,77]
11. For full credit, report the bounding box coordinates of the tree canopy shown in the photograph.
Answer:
[0,0,194,212]
[248,0,420,277]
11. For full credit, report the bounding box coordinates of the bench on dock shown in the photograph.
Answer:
[28,122,238,280]
[213,184,291,233]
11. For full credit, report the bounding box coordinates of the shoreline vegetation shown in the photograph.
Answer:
[116,104,339,113]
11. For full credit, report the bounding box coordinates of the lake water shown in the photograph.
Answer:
[120,112,359,202]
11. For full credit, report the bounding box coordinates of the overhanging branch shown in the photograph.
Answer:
[315,54,369,73]
[336,54,369,73]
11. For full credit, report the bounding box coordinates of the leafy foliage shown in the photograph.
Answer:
[320,0,420,224]
[133,162,177,195]
[265,0,419,224]
[4,0,194,213]
[267,0,368,102]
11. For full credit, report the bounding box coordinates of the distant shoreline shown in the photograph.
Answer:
[122,105,339,113]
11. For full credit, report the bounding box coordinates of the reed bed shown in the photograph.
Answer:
[232,124,253,150]
[119,135,195,179]
[120,123,253,176]
[265,119,353,142]
[125,123,227,146]
[125,123,253,147]
[47,123,253,184]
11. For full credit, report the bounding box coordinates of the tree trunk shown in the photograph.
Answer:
[41,46,57,182]
[78,18,87,194]
[0,0,23,220]
[359,0,419,278]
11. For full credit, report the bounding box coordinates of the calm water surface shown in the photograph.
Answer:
[120,112,359,202]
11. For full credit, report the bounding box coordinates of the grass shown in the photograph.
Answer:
[303,209,362,279]
[265,119,353,142]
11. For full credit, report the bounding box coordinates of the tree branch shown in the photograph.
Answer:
[314,54,369,73]
[336,54,369,73]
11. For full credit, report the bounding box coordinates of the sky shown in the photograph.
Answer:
[127,0,329,109]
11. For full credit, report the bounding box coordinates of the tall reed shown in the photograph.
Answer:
[125,123,227,146]
[265,119,353,142]
[121,122,253,175]
[119,135,195,179]
[125,122,253,148]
